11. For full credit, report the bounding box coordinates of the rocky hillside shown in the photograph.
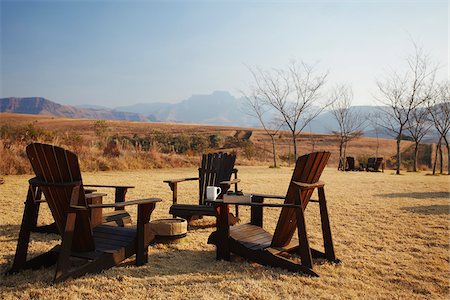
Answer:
[0,97,153,122]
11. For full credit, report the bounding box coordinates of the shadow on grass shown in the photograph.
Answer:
[0,224,60,243]
[1,246,321,287]
[401,205,449,215]
[377,191,450,199]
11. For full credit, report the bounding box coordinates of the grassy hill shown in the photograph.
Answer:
[0,113,417,174]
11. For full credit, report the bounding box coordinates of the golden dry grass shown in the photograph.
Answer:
[0,112,409,168]
[0,167,449,299]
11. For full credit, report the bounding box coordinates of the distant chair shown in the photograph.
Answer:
[164,152,240,224]
[366,157,384,172]
[345,157,356,171]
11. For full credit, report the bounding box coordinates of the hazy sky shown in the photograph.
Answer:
[1,0,448,107]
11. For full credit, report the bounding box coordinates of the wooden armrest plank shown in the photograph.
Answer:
[85,192,107,198]
[251,193,285,200]
[163,177,199,184]
[292,181,325,189]
[89,198,162,208]
[220,179,241,185]
[84,184,135,189]
[207,200,300,209]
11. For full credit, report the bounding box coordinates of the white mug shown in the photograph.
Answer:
[206,186,222,200]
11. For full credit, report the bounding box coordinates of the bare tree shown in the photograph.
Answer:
[248,60,329,160]
[375,45,437,174]
[406,107,432,172]
[427,81,450,175]
[242,90,282,167]
[330,85,366,170]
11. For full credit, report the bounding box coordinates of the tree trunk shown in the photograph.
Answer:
[270,135,278,168]
[343,141,348,171]
[413,142,419,172]
[439,140,443,174]
[447,142,450,175]
[432,137,442,175]
[396,137,401,175]
[292,132,298,161]
[338,140,344,171]
[444,136,450,175]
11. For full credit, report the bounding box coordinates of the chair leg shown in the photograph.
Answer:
[136,203,156,266]
[54,212,76,282]
[295,192,313,269]
[7,186,40,273]
[318,187,337,262]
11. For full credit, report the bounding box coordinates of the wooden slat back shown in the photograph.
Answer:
[367,157,376,168]
[26,143,95,251]
[198,152,236,204]
[347,157,355,170]
[271,151,330,247]
[375,157,383,170]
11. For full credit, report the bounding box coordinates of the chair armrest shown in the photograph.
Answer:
[219,178,241,185]
[163,177,199,184]
[251,193,285,200]
[84,184,135,189]
[164,178,198,206]
[88,198,162,209]
[292,181,325,190]
[233,202,301,208]
[207,200,300,209]
[69,205,89,211]
[85,192,107,198]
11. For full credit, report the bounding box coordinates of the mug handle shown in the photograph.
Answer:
[217,187,222,196]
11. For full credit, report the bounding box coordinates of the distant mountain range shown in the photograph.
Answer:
[2,92,439,141]
[115,91,256,127]
[0,93,384,134]
[0,97,153,122]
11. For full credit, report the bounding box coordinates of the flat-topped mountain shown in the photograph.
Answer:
[116,91,256,127]
[0,97,152,122]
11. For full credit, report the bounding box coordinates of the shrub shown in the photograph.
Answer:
[209,134,224,148]
[62,131,84,153]
[190,135,209,153]
[241,140,255,159]
[103,140,121,157]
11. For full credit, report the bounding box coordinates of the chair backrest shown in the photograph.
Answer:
[374,157,383,170]
[367,157,376,168]
[198,152,236,205]
[271,151,330,247]
[346,156,355,170]
[26,143,95,251]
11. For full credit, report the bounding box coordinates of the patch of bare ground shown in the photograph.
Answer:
[0,167,448,299]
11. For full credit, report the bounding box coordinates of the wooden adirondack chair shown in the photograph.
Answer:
[6,143,161,282]
[164,152,240,223]
[207,151,339,276]
[345,156,356,171]
[366,157,384,172]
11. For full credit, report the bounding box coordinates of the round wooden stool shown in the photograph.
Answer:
[150,218,188,240]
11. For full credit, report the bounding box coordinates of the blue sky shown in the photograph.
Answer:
[1,0,448,107]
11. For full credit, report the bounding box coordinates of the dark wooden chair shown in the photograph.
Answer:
[6,143,161,282]
[208,151,339,276]
[345,156,356,171]
[366,157,384,172]
[164,152,240,223]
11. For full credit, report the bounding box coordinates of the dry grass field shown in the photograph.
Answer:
[0,167,448,299]
[0,112,412,168]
